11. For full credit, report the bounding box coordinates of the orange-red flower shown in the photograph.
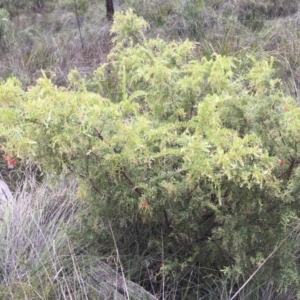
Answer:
[280,160,285,166]
[7,159,16,169]
[3,155,17,169]
[141,201,149,210]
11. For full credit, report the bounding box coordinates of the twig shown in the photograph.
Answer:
[73,0,84,49]
[161,227,165,300]
[108,220,130,300]
[94,128,143,196]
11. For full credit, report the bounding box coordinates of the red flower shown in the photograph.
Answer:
[8,159,16,169]
[3,155,17,169]
[141,201,149,210]
[280,160,285,166]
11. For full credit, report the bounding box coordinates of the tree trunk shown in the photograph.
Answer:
[105,0,114,21]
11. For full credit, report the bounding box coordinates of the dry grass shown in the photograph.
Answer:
[0,0,113,86]
[0,166,156,299]
[0,172,108,299]
[0,173,84,299]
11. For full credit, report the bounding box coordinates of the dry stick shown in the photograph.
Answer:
[108,220,130,300]
[161,227,165,300]
[146,263,156,296]
[230,222,300,300]
[73,0,84,49]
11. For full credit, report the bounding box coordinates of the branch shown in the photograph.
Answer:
[286,156,297,181]
[94,128,174,233]
[120,169,143,196]
[94,128,143,196]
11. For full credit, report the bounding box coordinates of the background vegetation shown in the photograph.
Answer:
[1,1,300,299]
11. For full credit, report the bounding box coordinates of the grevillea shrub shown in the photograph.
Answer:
[1,9,300,298]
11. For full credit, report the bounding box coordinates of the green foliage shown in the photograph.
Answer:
[1,10,300,297]
[111,8,149,44]
[65,0,88,16]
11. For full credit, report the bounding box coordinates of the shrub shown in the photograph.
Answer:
[1,10,300,297]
